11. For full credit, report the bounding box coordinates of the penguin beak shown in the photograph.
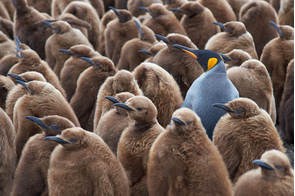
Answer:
[138,50,153,55]
[253,160,274,170]
[80,57,94,65]
[169,8,183,13]
[59,49,73,55]
[15,80,35,94]
[42,21,54,29]
[105,96,120,104]
[173,44,198,59]
[7,73,26,82]
[219,53,231,62]
[13,51,23,58]
[14,36,22,51]
[113,103,135,111]
[171,116,186,126]
[269,21,284,36]
[25,116,49,129]
[212,103,234,113]
[138,7,149,13]
[109,6,121,17]
[134,20,141,33]
[154,34,170,45]
[44,136,70,144]
[213,22,227,32]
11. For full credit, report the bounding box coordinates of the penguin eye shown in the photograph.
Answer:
[50,125,59,130]
[275,165,283,170]
[69,138,78,143]
[235,108,244,115]
[136,107,143,111]
[187,121,192,125]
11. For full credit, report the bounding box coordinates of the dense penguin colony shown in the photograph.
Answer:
[0,0,294,195]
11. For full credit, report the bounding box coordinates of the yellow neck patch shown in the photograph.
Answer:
[207,57,218,71]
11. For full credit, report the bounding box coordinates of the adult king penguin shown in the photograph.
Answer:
[173,44,239,139]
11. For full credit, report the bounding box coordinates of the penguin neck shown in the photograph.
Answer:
[205,61,226,74]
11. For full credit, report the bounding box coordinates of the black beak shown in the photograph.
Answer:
[113,103,134,111]
[15,80,34,94]
[138,50,152,55]
[154,34,169,44]
[269,21,284,36]
[171,116,186,125]
[109,6,120,17]
[25,116,49,129]
[169,8,183,13]
[105,96,119,104]
[138,7,149,12]
[42,21,53,29]
[253,160,274,170]
[44,136,69,144]
[212,103,234,113]
[80,57,98,66]
[59,49,73,55]
[7,73,26,82]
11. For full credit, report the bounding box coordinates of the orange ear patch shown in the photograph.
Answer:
[207,58,218,71]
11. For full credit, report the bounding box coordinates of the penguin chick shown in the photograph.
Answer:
[13,81,80,161]
[117,20,157,71]
[239,1,279,58]
[152,33,203,98]
[171,1,220,49]
[173,44,239,139]
[12,0,54,60]
[116,96,165,196]
[233,150,294,196]
[70,56,117,132]
[140,42,167,63]
[61,1,101,51]
[213,98,286,184]
[133,62,183,128]
[93,70,143,130]
[226,0,250,20]
[164,0,187,20]
[44,20,92,78]
[8,48,67,98]
[0,54,19,76]
[59,44,101,102]
[0,107,16,196]
[227,59,276,123]
[278,0,294,27]
[205,21,258,59]
[0,31,15,59]
[105,7,139,65]
[279,59,294,144]
[260,22,294,121]
[0,75,15,110]
[11,115,75,196]
[198,0,236,23]
[127,0,163,17]
[148,108,233,196]
[46,127,130,196]
[5,71,46,121]
[223,49,252,70]
[140,3,187,36]
[95,92,135,156]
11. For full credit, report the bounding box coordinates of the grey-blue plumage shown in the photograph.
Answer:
[174,44,239,139]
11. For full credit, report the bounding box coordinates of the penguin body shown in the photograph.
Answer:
[173,45,239,139]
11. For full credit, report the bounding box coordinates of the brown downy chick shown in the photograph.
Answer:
[205,21,258,59]
[171,1,220,50]
[11,115,75,196]
[60,44,101,102]
[95,92,135,156]
[140,42,167,63]
[223,49,252,70]
[117,20,158,71]
[70,56,117,132]
[279,0,294,27]
[164,0,187,20]
[213,98,286,184]
[148,108,233,196]
[0,75,14,110]
[260,22,294,122]
[140,3,187,36]
[0,31,16,59]
[133,62,183,128]
[233,150,294,196]
[93,70,143,130]
[44,20,92,79]
[47,127,130,196]
[127,0,163,17]
[116,96,165,196]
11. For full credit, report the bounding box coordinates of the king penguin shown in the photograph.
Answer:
[173,44,239,139]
